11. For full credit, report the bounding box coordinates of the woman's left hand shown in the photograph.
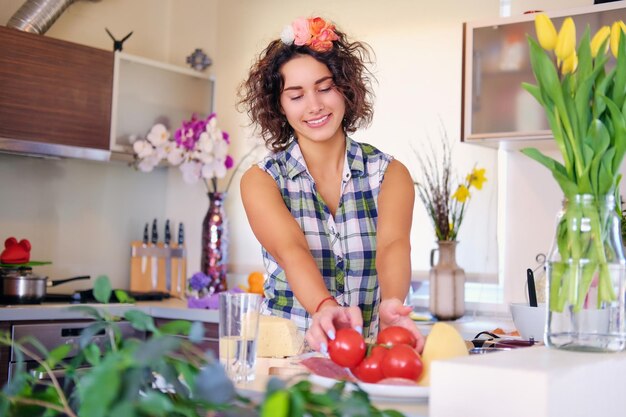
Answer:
[378,298,425,352]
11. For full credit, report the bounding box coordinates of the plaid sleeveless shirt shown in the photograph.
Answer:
[258,137,392,338]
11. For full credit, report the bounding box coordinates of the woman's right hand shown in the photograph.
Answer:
[305,305,363,354]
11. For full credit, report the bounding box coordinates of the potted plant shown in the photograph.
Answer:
[0,277,406,417]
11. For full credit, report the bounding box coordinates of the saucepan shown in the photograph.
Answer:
[0,266,90,304]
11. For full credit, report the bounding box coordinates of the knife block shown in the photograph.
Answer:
[130,241,187,297]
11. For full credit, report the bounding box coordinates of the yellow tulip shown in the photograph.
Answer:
[561,51,578,75]
[590,25,610,58]
[535,14,557,50]
[555,17,576,61]
[452,185,470,203]
[610,21,626,58]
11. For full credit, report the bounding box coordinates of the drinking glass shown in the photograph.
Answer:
[218,292,261,382]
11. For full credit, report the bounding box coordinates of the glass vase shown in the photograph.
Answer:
[201,192,229,293]
[545,194,626,352]
[429,240,466,320]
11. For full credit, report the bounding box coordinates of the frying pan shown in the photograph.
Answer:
[0,266,90,304]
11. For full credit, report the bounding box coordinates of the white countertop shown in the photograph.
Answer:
[0,298,218,323]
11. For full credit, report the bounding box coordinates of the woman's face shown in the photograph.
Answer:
[279,54,346,145]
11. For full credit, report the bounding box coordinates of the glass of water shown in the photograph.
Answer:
[218,292,262,383]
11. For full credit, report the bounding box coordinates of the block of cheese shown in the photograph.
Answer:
[418,322,469,386]
[257,315,303,358]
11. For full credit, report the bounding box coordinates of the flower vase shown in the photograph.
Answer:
[202,192,229,293]
[429,241,466,320]
[545,194,626,352]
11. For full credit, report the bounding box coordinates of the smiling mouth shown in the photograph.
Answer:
[305,114,330,126]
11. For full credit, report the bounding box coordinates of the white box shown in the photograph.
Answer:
[430,346,626,417]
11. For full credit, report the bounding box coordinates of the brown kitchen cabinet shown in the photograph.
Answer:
[0,26,114,161]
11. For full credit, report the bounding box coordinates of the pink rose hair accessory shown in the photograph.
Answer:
[280,16,339,52]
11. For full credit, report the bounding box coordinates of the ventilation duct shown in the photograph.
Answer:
[7,0,79,35]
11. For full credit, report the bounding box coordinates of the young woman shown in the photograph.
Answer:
[238,17,423,354]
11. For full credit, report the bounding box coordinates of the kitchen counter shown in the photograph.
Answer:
[0,301,510,340]
[0,298,218,323]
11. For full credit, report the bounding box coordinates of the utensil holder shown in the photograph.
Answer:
[130,242,186,297]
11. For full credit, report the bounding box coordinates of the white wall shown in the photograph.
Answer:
[0,0,601,307]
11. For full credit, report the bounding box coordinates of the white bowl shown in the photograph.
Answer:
[509,303,547,342]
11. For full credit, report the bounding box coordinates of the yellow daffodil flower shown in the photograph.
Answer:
[452,185,470,203]
[561,51,578,75]
[466,168,487,190]
[535,14,557,51]
[555,17,576,61]
[610,20,626,58]
[591,25,611,58]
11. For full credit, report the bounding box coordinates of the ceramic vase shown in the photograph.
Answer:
[429,240,466,320]
[201,192,229,293]
[545,194,626,352]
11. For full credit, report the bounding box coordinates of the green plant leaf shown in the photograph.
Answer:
[114,289,134,304]
[193,361,235,405]
[83,343,101,366]
[158,319,192,336]
[77,355,121,417]
[108,402,136,417]
[79,321,110,350]
[132,335,180,365]
[124,310,158,334]
[382,410,407,417]
[522,82,545,106]
[93,275,113,304]
[188,321,205,343]
[67,305,104,320]
[261,390,289,417]
[45,344,72,370]
[137,391,174,416]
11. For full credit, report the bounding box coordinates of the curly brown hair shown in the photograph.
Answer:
[237,24,375,152]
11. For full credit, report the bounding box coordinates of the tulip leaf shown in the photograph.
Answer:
[522,82,545,106]
[600,96,626,172]
[576,28,592,81]
[521,147,578,196]
[586,119,611,194]
[599,153,615,194]
[612,32,626,110]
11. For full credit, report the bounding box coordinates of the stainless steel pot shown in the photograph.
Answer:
[0,266,90,304]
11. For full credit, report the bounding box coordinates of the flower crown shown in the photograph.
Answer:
[280,17,339,52]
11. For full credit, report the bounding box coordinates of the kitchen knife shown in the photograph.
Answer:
[177,222,184,294]
[527,268,538,307]
[151,219,158,290]
[140,223,149,274]
[164,219,172,293]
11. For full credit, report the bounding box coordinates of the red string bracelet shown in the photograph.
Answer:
[315,295,336,313]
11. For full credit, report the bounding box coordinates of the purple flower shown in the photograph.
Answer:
[222,131,230,144]
[189,272,211,291]
[225,155,234,169]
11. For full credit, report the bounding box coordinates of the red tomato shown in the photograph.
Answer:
[351,345,388,383]
[381,344,423,381]
[377,326,417,348]
[328,328,366,369]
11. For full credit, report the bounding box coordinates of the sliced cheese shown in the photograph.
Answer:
[417,322,469,386]
[256,315,303,358]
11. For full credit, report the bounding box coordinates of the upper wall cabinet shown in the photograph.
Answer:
[110,53,215,160]
[461,2,626,149]
[0,26,113,161]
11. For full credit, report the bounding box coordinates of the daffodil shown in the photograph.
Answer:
[466,168,487,190]
[452,185,470,203]
[535,14,557,50]
[560,51,578,75]
[555,17,576,61]
[590,25,610,58]
[610,20,626,58]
